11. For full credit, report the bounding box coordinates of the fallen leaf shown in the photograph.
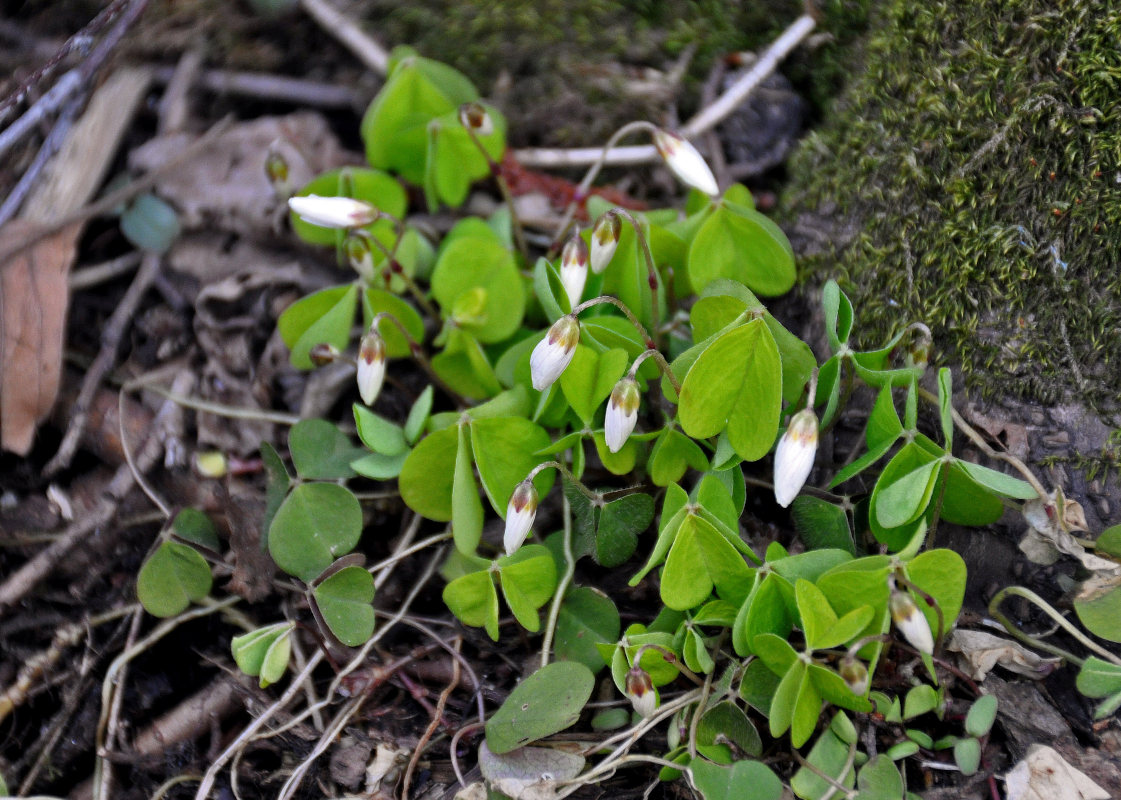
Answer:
[946,629,1061,681]
[1005,745,1109,800]
[0,221,78,455]
[1020,491,1119,573]
[478,741,584,800]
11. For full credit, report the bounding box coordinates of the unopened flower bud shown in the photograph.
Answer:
[559,235,589,309]
[264,147,290,195]
[652,128,719,197]
[605,377,640,453]
[890,590,934,655]
[459,101,494,136]
[625,666,658,717]
[288,195,378,229]
[308,342,341,367]
[504,479,539,554]
[530,316,580,391]
[194,450,228,479]
[773,408,819,508]
[839,657,869,697]
[356,328,387,406]
[345,232,376,282]
[590,212,621,274]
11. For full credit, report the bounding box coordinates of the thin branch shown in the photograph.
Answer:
[150,66,361,108]
[298,0,389,75]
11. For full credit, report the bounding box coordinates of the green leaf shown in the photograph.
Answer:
[791,661,823,747]
[278,284,358,369]
[907,548,967,639]
[867,386,903,450]
[354,405,409,455]
[902,684,940,720]
[796,579,838,651]
[452,423,484,554]
[822,280,853,354]
[1074,574,1121,643]
[399,427,458,521]
[649,427,710,486]
[269,483,363,581]
[261,442,290,542]
[1075,657,1121,719]
[733,574,792,656]
[560,346,628,426]
[592,430,638,476]
[171,508,220,551]
[690,758,781,800]
[857,755,904,798]
[432,327,502,400]
[752,632,799,675]
[739,657,783,715]
[404,385,434,444]
[596,493,654,567]
[425,105,506,208]
[696,701,763,761]
[679,319,782,462]
[790,496,854,554]
[471,416,554,516]
[289,419,363,479]
[875,456,940,529]
[768,660,803,740]
[965,694,997,737]
[498,545,557,632]
[313,566,376,646]
[1096,525,1121,558]
[443,568,500,640]
[431,235,523,343]
[533,255,569,321]
[137,541,212,618]
[485,661,595,754]
[790,718,856,800]
[350,451,409,479]
[808,664,872,712]
[939,462,1005,526]
[661,514,753,610]
[361,288,426,357]
[937,367,954,448]
[954,737,981,776]
[555,587,620,673]
[231,623,294,688]
[956,460,1038,500]
[687,204,795,296]
[120,193,180,253]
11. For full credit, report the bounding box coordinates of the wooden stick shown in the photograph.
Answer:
[298,0,389,76]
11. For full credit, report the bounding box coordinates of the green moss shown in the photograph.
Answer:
[782,0,1121,416]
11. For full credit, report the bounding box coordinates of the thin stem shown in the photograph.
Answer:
[610,209,663,345]
[370,312,468,407]
[742,473,849,504]
[528,459,601,505]
[990,586,1121,666]
[355,228,440,319]
[460,106,529,261]
[541,493,576,669]
[686,631,723,759]
[551,120,659,248]
[792,739,858,800]
[628,347,682,396]
[131,382,302,425]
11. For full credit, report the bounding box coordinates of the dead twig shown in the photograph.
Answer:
[0,91,85,227]
[68,252,142,291]
[46,252,163,474]
[297,0,389,76]
[403,638,462,798]
[151,66,362,109]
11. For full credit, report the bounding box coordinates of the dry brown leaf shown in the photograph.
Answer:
[1005,745,1110,800]
[0,221,78,455]
[1020,491,1119,573]
[946,629,1061,681]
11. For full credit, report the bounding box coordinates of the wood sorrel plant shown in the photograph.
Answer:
[134,49,1089,800]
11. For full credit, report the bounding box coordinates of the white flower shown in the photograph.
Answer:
[890,590,935,655]
[559,235,589,309]
[356,328,387,406]
[605,377,640,453]
[652,128,720,197]
[288,195,378,229]
[590,212,621,274]
[773,408,818,507]
[504,480,539,554]
[625,666,658,717]
[530,316,580,391]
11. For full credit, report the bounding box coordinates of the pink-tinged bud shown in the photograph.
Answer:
[773,408,819,508]
[345,232,376,282]
[625,666,658,717]
[530,316,580,391]
[652,128,719,197]
[839,657,869,697]
[890,590,934,655]
[288,195,378,229]
[590,213,622,274]
[504,480,539,554]
[459,102,494,136]
[356,329,387,406]
[308,343,341,367]
[559,235,589,309]
[604,377,641,453]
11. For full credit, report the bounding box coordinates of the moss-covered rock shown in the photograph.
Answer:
[784,1,1121,414]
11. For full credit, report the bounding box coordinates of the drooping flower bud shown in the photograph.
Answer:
[344,232,376,282]
[288,195,378,229]
[625,666,658,718]
[559,235,589,309]
[356,328,387,406]
[890,590,934,655]
[530,315,580,391]
[590,212,622,274]
[605,377,641,453]
[773,408,819,508]
[264,146,290,195]
[459,101,494,136]
[504,479,539,554]
[308,342,341,367]
[652,128,720,197]
[839,656,869,697]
